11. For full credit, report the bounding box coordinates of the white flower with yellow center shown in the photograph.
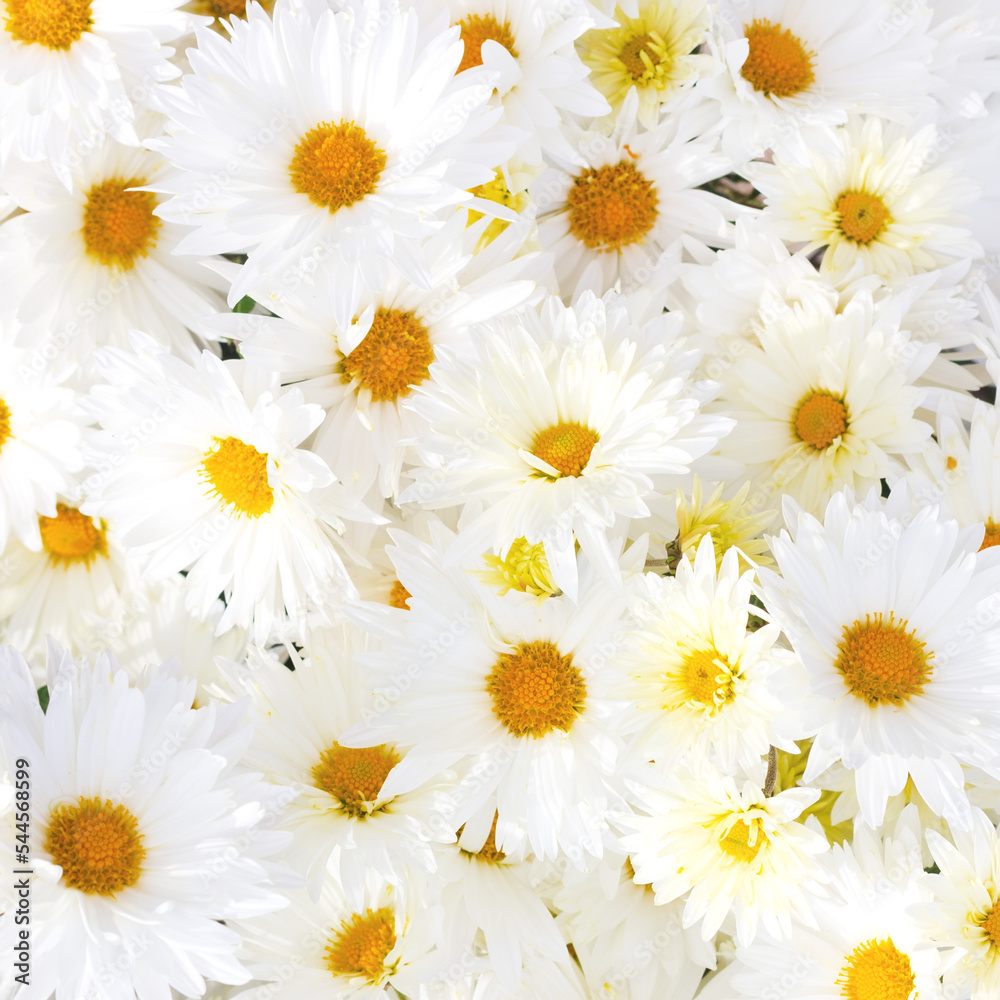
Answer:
[153,0,517,306]
[616,534,794,774]
[83,336,366,640]
[402,289,732,600]
[711,285,935,517]
[577,0,716,127]
[618,760,829,946]
[0,644,288,1000]
[750,116,982,284]
[758,484,1000,831]
[1,134,228,367]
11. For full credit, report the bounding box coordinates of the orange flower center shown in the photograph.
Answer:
[793,391,848,449]
[200,437,274,518]
[289,121,386,213]
[567,159,658,252]
[680,647,735,707]
[619,33,659,79]
[39,503,108,568]
[455,13,518,74]
[837,191,892,245]
[834,613,933,706]
[531,421,598,478]
[4,0,92,49]
[486,640,586,738]
[82,177,160,271]
[43,797,145,895]
[0,398,10,451]
[740,19,815,98]
[312,743,400,819]
[339,308,434,403]
[461,813,506,864]
[980,519,1000,552]
[718,817,769,863]
[836,938,915,1000]
[981,904,1000,948]
[324,907,396,983]
[388,580,412,609]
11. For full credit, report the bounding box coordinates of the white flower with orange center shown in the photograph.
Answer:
[0,644,288,1000]
[711,285,936,517]
[83,336,366,639]
[0,133,228,368]
[402,289,732,600]
[618,760,829,946]
[153,0,517,306]
[758,484,1000,831]
[750,116,982,283]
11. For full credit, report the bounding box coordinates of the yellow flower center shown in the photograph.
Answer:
[680,647,735,708]
[43,797,145,895]
[531,421,598,478]
[4,0,92,49]
[289,121,387,213]
[339,308,434,403]
[740,19,815,98]
[567,159,658,252]
[200,437,274,518]
[39,504,108,568]
[981,904,1000,948]
[837,191,892,245]
[486,640,586,738]
[82,177,161,271]
[481,537,561,597]
[718,817,769,863]
[834,613,932,706]
[461,813,506,864]
[0,398,11,451]
[311,743,400,819]
[455,13,518,74]
[793,391,848,450]
[618,32,664,80]
[206,0,248,16]
[980,519,1000,552]
[836,938,915,1000]
[388,580,412,610]
[324,907,397,983]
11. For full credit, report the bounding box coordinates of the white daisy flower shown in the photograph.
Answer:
[0,643,289,1000]
[757,484,1000,830]
[83,336,366,640]
[749,116,983,284]
[618,759,829,946]
[1,134,228,366]
[710,284,935,517]
[153,0,519,305]
[402,289,732,600]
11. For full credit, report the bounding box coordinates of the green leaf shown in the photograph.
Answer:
[232,296,256,314]
[38,685,49,713]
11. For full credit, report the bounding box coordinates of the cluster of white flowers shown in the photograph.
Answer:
[2,1,1000,999]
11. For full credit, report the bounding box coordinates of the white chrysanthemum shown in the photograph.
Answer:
[702,0,935,162]
[749,117,982,284]
[711,285,935,517]
[758,484,1000,831]
[0,643,288,1000]
[533,90,738,297]
[616,534,794,774]
[0,0,193,177]
[403,290,732,600]
[204,212,538,499]
[419,0,610,164]
[619,760,829,946]
[0,134,228,366]
[153,0,518,304]
[83,336,366,639]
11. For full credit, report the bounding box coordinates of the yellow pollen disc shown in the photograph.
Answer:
[311,743,400,819]
[980,519,1000,552]
[836,938,915,1000]
[531,421,598,478]
[680,647,735,707]
[82,177,160,271]
[718,817,769,863]
[455,13,518,74]
[4,0,92,49]
[200,437,274,518]
[339,308,434,402]
[324,907,396,983]
[837,191,892,245]
[567,159,658,252]
[486,640,586,738]
[619,32,661,79]
[981,904,1000,948]
[461,813,507,864]
[0,398,11,451]
[207,0,248,15]
[740,19,815,98]
[793,391,848,450]
[945,455,958,470]
[388,580,412,609]
[39,503,108,569]
[289,121,386,213]
[43,797,145,895]
[834,613,932,706]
